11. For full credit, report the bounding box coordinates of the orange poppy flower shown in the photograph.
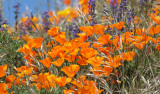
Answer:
[97,34,112,44]
[103,66,113,76]
[151,16,160,24]
[16,66,33,76]
[54,76,72,87]
[27,38,43,49]
[61,64,80,78]
[120,32,133,45]
[61,53,73,62]
[63,0,72,5]
[76,56,88,66]
[111,35,120,47]
[142,34,152,42]
[87,56,104,67]
[130,41,146,49]
[0,83,9,94]
[98,47,110,56]
[92,43,102,48]
[79,0,89,5]
[113,22,124,30]
[5,75,16,83]
[80,48,98,59]
[6,83,12,90]
[134,29,143,35]
[29,75,38,82]
[39,57,52,68]
[52,58,64,67]
[64,86,77,94]
[38,73,54,90]
[120,51,136,61]
[148,25,160,35]
[54,32,67,45]
[93,25,105,35]
[75,33,88,42]
[71,76,102,93]
[0,65,7,78]
[107,55,122,68]
[78,80,103,94]
[47,27,60,37]
[80,26,94,37]
[156,45,160,51]
[79,42,90,48]
[90,67,104,77]
[151,37,160,44]
[46,74,57,88]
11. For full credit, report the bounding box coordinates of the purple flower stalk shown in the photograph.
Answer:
[42,11,51,31]
[88,0,97,26]
[13,3,21,32]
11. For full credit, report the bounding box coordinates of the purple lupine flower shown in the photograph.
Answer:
[13,3,21,32]
[67,23,80,38]
[42,11,51,31]
[88,0,97,26]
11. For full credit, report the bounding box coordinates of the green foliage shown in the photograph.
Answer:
[0,30,24,67]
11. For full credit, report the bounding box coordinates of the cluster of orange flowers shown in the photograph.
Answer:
[0,0,160,94]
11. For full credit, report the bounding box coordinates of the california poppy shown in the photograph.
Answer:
[16,66,33,76]
[54,32,67,45]
[80,26,94,37]
[87,56,104,67]
[151,16,160,24]
[63,0,72,5]
[5,75,16,83]
[76,56,88,66]
[54,76,72,87]
[113,21,124,30]
[80,48,98,59]
[90,67,104,77]
[148,25,160,35]
[97,34,112,44]
[39,57,52,69]
[0,83,9,94]
[27,38,43,49]
[92,43,102,48]
[93,25,105,35]
[61,64,80,78]
[103,66,113,76]
[47,27,60,37]
[52,58,64,67]
[0,65,7,78]
[107,55,122,68]
[38,73,52,90]
[120,51,136,61]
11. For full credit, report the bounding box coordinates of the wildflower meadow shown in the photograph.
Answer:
[0,0,160,94]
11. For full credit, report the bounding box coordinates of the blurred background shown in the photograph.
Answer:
[1,0,78,26]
